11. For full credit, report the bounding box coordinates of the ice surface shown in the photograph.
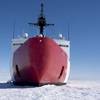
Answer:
[0,80,100,100]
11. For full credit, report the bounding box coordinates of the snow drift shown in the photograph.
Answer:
[0,80,100,100]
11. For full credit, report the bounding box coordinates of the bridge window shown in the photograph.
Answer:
[59,44,68,47]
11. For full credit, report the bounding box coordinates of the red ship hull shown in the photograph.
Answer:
[12,36,68,85]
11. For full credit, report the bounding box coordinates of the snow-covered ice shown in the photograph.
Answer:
[0,80,100,100]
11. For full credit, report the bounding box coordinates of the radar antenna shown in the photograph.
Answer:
[28,3,54,36]
[67,24,70,41]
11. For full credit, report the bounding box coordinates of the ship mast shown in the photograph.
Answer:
[29,3,54,36]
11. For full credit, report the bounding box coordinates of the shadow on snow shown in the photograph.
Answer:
[0,82,36,89]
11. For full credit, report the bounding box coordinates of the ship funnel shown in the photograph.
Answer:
[28,3,54,36]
